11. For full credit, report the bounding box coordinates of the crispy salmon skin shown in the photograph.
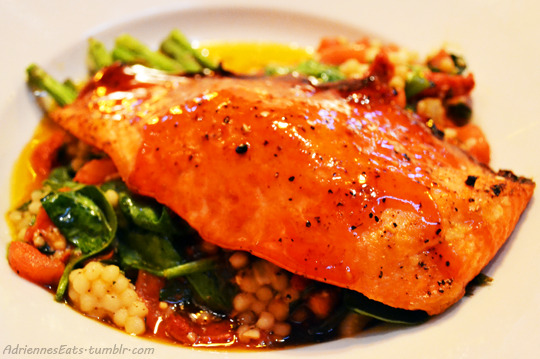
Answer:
[51,64,534,315]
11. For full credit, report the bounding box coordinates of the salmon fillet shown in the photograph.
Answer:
[50,64,534,315]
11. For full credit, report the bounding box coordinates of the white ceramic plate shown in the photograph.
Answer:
[1,1,539,358]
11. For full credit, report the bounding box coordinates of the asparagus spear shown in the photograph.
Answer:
[162,29,219,71]
[160,37,203,74]
[111,45,138,64]
[87,38,113,73]
[265,60,345,83]
[62,79,78,93]
[26,64,78,107]
[113,33,183,73]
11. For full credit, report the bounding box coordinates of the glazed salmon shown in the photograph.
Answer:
[51,64,534,315]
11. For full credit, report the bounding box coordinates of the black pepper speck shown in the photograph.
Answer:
[235,143,249,154]
[465,175,478,187]
[491,184,503,196]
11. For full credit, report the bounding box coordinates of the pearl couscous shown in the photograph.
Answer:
[68,262,148,335]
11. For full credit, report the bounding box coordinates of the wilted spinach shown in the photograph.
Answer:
[44,165,79,190]
[41,185,117,301]
[41,186,114,254]
[118,192,179,236]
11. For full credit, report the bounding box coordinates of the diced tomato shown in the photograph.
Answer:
[368,52,395,83]
[163,314,194,344]
[319,46,369,66]
[24,206,56,243]
[317,37,346,52]
[135,270,236,345]
[73,158,118,185]
[420,72,475,99]
[8,241,65,286]
[135,271,166,336]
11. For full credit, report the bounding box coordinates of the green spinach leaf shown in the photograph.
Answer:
[41,187,113,253]
[118,231,183,274]
[47,185,117,301]
[44,166,79,190]
[118,192,179,236]
[188,271,236,314]
[118,230,216,278]
[118,229,231,313]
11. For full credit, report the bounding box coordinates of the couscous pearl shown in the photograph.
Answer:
[255,286,273,302]
[91,279,107,298]
[272,322,291,337]
[251,300,266,315]
[52,239,66,251]
[69,262,147,336]
[33,235,45,248]
[255,311,275,331]
[79,293,97,312]
[28,201,41,215]
[237,324,249,335]
[84,261,103,280]
[120,288,138,306]
[229,252,249,269]
[30,190,43,202]
[252,261,272,286]
[101,265,120,284]
[125,316,145,336]
[233,293,255,312]
[267,299,289,322]
[240,327,261,342]
[102,293,122,312]
[270,272,289,292]
[68,287,79,302]
[113,308,129,327]
[70,272,90,294]
[112,276,129,293]
[395,64,409,78]
[89,308,104,319]
[128,301,148,317]
[236,271,259,293]
[365,47,379,62]
[72,274,90,294]
[389,76,405,90]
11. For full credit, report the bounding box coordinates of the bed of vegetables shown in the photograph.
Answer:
[5,29,484,348]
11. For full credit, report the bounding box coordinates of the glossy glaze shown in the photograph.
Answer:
[52,64,534,315]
